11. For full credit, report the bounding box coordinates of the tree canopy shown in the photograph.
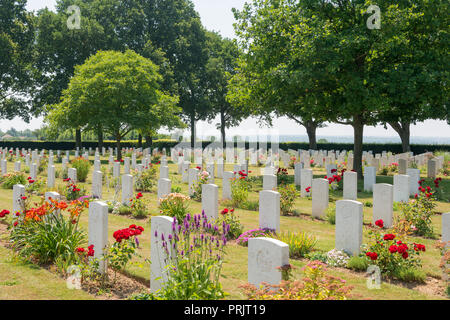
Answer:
[46,50,182,160]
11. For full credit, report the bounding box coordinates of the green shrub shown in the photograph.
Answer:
[364,222,426,278]
[393,267,426,283]
[279,184,299,215]
[1,172,27,189]
[326,204,336,224]
[305,251,328,263]
[71,157,91,182]
[364,201,373,208]
[275,231,316,258]
[240,261,353,300]
[9,200,86,266]
[159,193,190,222]
[215,208,244,240]
[241,199,259,211]
[231,176,249,208]
[347,256,369,271]
[396,189,436,237]
[191,170,210,201]
[129,193,147,218]
[134,166,157,192]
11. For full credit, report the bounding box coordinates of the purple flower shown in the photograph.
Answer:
[135,236,140,248]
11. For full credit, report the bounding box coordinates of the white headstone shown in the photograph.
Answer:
[88,201,109,273]
[92,170,103,199]
[222,171,234,200]
[442,213,450,244]
[47,165,55,188]
[12,184,25,214]
[68,167,77,183]
[202,184,219,220]
[343,171,358,200]
[312,178,329,218]
[259,190,280,232]
[248,237,289,287]
[300,169,313,197]
[150,216,174,292]
[373,183,394,228]
[157,178,171,201]
[263,174,277,191]
[393,174,410,203]
[363,166,376,192]
[121,174,133,205]
[335,200,363,256]
[406,168,420,196]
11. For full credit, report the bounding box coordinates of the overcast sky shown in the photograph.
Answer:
[1,0,448,140]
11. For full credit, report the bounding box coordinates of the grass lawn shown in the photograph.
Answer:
[0,155,448,300]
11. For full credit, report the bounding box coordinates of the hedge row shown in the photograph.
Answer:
[0,140,448,154]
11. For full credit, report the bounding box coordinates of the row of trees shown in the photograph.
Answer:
[227,0,449,178]
[1,0,244,152]
[1,0,448,174]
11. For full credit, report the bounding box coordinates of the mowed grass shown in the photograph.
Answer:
[0,156,448,300]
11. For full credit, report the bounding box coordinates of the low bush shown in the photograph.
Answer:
[279,184,299,215]
[8,198,88,266]
[159,193,190,222]
[134,165,157,192]
[363,219,426,280]
[71,157,91,182]
[240,261,353,300]
[347,256,369,271]
[1,172,27,189]
[325,204,336,224]
[215,208,244,240]
[275,231,316,258]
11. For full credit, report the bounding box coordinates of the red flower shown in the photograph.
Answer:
[13,221,18,227]
[402,252,408,259]
[366,252,378,260]
[397,244,408,254]
[383,234,395,241]
[389,245,398,253]
[21,196,27,200]
[375,219,384,228]
[0,209,10,218]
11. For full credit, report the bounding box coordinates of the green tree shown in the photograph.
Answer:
[204,31,246,146]
[375,0,449,152]
[229,0,326,150]
[46,50,182,160]
[0,0,34,122]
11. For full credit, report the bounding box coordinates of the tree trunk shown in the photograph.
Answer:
[144,135,152,148]
[138,134,142,149]
[190,113,196,149]
[97,126,103,149]
[75,129,82,149]
[220,109,226,148]
[116,137,122,161]
[389,121,411,152]
[305,121,318,150]
[352,116,364,180]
